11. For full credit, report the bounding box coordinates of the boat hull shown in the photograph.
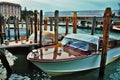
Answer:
[29,47,120,76]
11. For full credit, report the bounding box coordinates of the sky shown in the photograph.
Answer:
[1,0,120,12]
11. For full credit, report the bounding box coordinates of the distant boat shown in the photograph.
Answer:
[113,25,120,31]
[27,33,120,76]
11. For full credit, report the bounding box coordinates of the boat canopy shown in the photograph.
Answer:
[61,33,99,50]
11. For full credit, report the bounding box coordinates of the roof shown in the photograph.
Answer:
[0,2,21,7]
[62,33,100,50]
[64,33,99,44]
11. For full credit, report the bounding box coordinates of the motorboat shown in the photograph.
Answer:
[27,33,120,76]
[113,25,120,31]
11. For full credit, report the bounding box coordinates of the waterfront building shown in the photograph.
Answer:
[0,2,21,20]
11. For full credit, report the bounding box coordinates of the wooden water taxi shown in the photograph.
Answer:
[27,33,120,76]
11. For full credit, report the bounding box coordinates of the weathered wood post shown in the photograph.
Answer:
[72,12,77,33]
[39,10,43,46]
[30,16,33,34]
[50,17,53,31]
[98,7,112,80]
[7,17,11,40]
[0,49,12,79]
[37,19,40,30]
[0,14,3,44]
[28,18,31,36]
[3,18,6,39]
[13,17,18,43]
[44,17,47,30]
[34,10,38,43]
[17,17,20,40]
[25,17,29,41]
[91,16,96,35]
[65,17,69,35]
[54,10,59,44]
[21,18,24,28]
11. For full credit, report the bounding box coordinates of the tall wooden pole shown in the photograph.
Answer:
[0,14,3,44]
[72,12,77,33]
[7,17,11,40]
[17,17,20,40]
[54,10,59,44]
[14,17,18,42]
[37,19,40,30]
[44,17,47,30]
[30,16,33,34]
[98,7,112,80]
[34,10,38,43]
[21,18,24,28]
[39,10,43,46]
[0,49,12,79]
[26,17,29,41]
[91,16,96,35]
[3,18,6,39]
[50,17,53,31]
[65,17,69,35]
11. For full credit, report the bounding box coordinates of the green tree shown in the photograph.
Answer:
[21,7,34,21]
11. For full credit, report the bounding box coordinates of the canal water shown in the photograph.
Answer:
[2,25,120,80]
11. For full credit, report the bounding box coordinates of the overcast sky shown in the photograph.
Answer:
[1,0,120,12]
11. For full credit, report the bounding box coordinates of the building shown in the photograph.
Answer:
[0,2,21,20]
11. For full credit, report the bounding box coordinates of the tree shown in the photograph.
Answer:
[21,7,34,21]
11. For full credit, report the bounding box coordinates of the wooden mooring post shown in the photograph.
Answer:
[72,12,77,33]
[30,16,33,34]
[50,17,53,31]
[0,49,12,79]
[17,17,20,40]
[91,16,96,35]
[44,17,47,30]
[65,17,69,35]
[25,17,29,41]
[34,10,38,43]
[37,19,40,30]
[54,10,59,44]
[13,17,18,43]
[98,7,112,80]
[0,14,3,44]
[21,19,24,28]
[7,17,11,40]
[3,18,6,39]
[39,10,43,46]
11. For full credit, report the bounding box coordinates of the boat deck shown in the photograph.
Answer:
[27,44,93,62]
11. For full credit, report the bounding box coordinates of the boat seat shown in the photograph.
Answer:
[20,36,27,40]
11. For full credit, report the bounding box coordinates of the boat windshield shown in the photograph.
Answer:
[69,41,89,51]
[61,38,73,45]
